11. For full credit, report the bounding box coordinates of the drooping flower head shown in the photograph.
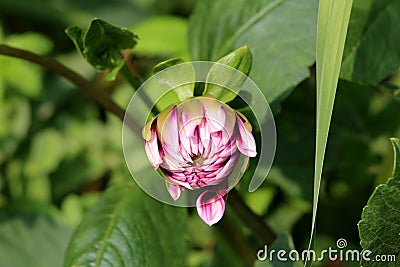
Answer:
[142,96,256,225]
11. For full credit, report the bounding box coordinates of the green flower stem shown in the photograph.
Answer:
[229,189,277,246]
[216,213,256,267]
[120,63,160,115]
[0,44,140,135]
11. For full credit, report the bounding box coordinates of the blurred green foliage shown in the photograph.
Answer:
[0,0,400,266]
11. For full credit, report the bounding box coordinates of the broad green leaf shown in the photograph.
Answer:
[358,138,400,267]
[132,16,190,59]
[204,45,252,103]
[145,61,195,111]
[63,182,188,267]
[309,0,353,266]
[66,19,138,81]
[254,233,302,267]
[0,213,73,267]
[189,0,318,104]
[65,26,85,54]
[340,0,400,85]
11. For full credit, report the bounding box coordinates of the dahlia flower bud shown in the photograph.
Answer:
[142,96,257,225]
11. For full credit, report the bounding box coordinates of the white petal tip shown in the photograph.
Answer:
[196,190,226,226]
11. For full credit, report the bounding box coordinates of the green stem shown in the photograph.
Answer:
[216,213,256,267]
[120,63,159,115]
[229,189,277,246]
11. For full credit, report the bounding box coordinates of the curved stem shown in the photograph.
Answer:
[229,189,277,246]
[0,44,140,135]
[216,214,256,267]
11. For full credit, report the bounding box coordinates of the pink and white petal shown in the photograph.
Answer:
[162,142,186,169]
[144,127,163,169]
[189,135,200,156]
[196,190,226,226]
[179,111,196,154]
[158,107,180,152]
[209,152,240,182]
[167,182,184,201]
[199,119,211,152]
[235,114,257,157]
[161,169,192,190]
[220,105,237,144]
[178,98,204,126]
[203,101,225,132]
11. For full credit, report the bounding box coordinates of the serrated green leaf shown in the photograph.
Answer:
[0,213,73,267]
[340,0,400,85]
[189,0,318,104]
[204,45,252,103]
[358,138,400,267]
[65,19,138,81]
[65,26,85,55]
[84,19,137,70]
[63,182,188,267]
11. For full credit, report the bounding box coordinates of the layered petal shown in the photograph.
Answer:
[144,126,163,169]
[143,96,258,226]
[167,182,184,201]
[235,114,257,157]
[196,190,226,226]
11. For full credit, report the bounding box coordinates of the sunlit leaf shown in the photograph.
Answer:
[204,45,252,103]
[189,0,318,104]
[63,182,188,267]
[307,1,353,266]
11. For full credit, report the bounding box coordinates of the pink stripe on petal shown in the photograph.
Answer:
[209,152,240,181]
[160,107,180,152]
[196,190,226,226]
[144,127,163,169]
[167,182,183,201]
[204,105,225,132]
[161,169,192,189]
[235,114,257,157]
[199,120,211,152]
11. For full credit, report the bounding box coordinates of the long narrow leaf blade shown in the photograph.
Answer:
[308,0,353,265]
